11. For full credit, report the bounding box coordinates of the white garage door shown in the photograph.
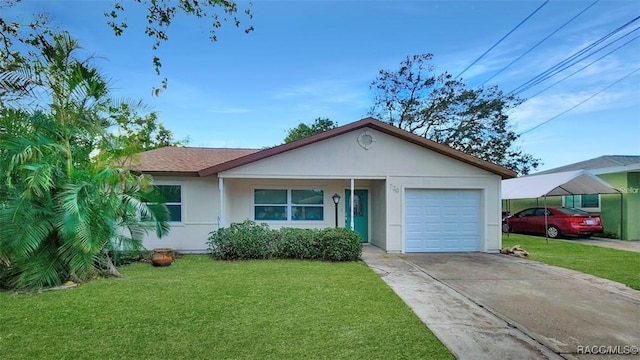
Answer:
[405,189,481,252]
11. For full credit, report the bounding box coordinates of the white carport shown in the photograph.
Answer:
[501,170,621,241]
[502,170,621,199]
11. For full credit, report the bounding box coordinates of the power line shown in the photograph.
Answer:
[524,31,640,101]
[480,0,599,86]
[455,0,550,79]
[514,26,640,95]
[519,67,640,135]
[509,15,640,95]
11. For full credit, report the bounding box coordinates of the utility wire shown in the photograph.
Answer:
[517,26,640,96]
[509,15,640,95]
[455,0,550,79]
[480,0,599,86]
[519,67,640,135]
[525,33,640,101]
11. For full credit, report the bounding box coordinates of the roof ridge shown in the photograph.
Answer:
[197,117,516,179]
[180,146,260,151]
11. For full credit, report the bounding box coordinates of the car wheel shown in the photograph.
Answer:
[547,226,561,239]
[502,223,510,233]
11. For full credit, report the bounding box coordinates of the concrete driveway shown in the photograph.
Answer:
[362,246,640,360]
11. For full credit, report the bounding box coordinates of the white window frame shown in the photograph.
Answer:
[253,188,325,222]
[254,189,288,222]
[562,194,601,212]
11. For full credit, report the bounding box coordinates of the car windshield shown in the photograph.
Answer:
[558,207,590,215]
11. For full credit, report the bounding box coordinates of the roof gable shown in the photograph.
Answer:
[198,117,516,179]
[217,126,498,178]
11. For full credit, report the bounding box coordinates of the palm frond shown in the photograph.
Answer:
[0,31,172,289]
[0,65,38,102]
[19,163,55,199]
[0,200,55,260]
[13,241,67,289]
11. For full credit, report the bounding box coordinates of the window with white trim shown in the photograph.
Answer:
[157,185,182,222]
[254,189,324,221]
[563,194,600,211]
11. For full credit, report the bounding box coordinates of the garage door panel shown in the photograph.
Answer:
[405,189,481,252]
[460,206,476,215]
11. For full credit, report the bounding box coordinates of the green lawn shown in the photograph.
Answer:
[0,256,452,360]
[503,234,640,290]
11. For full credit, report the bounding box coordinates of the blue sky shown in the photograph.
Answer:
[12,0,640,172]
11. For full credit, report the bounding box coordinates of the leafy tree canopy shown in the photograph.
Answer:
[369,54,540,175]
[284,117,338,143]
[1,0,253,95]
[0,32,170,290]
[105,101,188,154]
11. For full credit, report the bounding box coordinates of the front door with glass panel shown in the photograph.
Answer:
[345,189,368,242]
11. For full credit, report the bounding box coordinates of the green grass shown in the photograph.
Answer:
[0,256,452,360]
[503,234,640,290]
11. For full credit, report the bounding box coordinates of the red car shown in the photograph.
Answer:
[502,207,603,239]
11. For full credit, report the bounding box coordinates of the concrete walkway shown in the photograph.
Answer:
[562,237,640,253]
[361,245,640,360]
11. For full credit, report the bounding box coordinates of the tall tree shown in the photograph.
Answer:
[284,117,338,143]
[0,32,169,290]
[0,1,184,152]
[369,54,540,175]
[106,101,188,153]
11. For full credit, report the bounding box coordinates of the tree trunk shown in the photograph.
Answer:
[102,254,123,278]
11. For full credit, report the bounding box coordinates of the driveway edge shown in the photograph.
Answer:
[361,246,563,360]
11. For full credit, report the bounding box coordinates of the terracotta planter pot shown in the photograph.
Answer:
[151,248,174,267]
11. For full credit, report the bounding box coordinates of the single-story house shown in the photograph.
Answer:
[131,117,516,253]
[502,155,640,240]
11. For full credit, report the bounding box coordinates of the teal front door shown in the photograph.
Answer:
[345,189,368,242]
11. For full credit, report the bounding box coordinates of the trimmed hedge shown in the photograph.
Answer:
[272,228,321,260]
[207,221,362,261]
[207,220,276,260]
[318,228,362,261]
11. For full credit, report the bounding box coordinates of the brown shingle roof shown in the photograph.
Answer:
[128,147,258,176]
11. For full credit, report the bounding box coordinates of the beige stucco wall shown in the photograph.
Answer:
[142,176,220,252]
[225,178,342,229]
[143,127,504,253]
[385,176,502,253]
[219,128,490,179]
[223,178,384,237]
[370,180,387,249]
[220,128,503,253]
[142,175,386,251]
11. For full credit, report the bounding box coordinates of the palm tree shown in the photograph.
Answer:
[0,32,169,289]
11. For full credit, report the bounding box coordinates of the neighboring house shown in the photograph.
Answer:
[503,155,640,240]
[130,118,516,253]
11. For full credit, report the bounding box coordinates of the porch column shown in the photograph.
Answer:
[218,177,224,228]
[350,178,355,230]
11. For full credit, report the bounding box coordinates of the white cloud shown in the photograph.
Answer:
[207,108,252,114]
[272,79,367,105]
[510,86,633,133]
